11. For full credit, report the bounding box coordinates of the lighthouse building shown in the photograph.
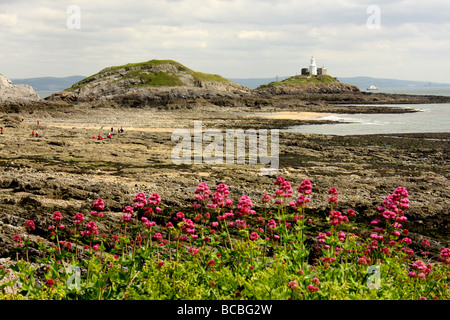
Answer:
[309,56,317,75]
[301,56,327,76]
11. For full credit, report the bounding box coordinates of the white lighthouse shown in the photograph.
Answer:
[309,56,317,76]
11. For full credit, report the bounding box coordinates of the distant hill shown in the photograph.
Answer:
[45,59,249,105]
[12,74,450,94]
[337,77,450,90]
[253,74,359,94]
[11,76,86,92]
[229,76,450,90]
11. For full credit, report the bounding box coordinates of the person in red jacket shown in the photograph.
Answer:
[0,127,3,134]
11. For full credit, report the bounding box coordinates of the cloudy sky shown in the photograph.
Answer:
[1,0,449,83]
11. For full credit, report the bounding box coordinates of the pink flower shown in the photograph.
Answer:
[93,198,105,211]
[26,220,35,232]
[148,193,161,206]
[298,180,312,195]
[402,237,412,245]
[307,284,319,292]
[328,187,338,195]
[249,232,259,241]
[274,176,285,185]
[52,211,62,222]
[84,221,98,237]
[317,232,327,243]
[262,194,271,203]
[328,196,338,205]
[296,194,310,208]
[194,183,211,202]
[74,212,84,225]
[267,219,277,229]
[123,205,134,214]
[288,281,299,290]
[421,239,430,248]
[144,220,156,230]
[45,278,55,288]
[440,247,450,258]
[121,214,132,224]
[153,233,163,241]
[175,212,185,220]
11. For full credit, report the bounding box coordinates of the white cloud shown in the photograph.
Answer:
[0,0,448,83]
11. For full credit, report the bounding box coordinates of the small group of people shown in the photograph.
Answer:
[94,132,113,140]
[31,130,39,137]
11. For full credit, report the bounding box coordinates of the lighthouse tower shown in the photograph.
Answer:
[309,56,317,76]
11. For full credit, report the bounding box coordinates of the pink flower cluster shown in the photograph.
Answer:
[379,186,409,223]
[207,183,231,209]
[133,192,147,208]
[439,248,450,264]
[236,195,255,216]
[328,187,338,205]
[194,182,211,202]
[274,177,293,201]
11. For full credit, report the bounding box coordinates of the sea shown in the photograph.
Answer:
[37,87,450,136]
[282,87,450,136]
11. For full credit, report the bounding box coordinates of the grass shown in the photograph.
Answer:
[258,75,338,89]
[65,59,234,91]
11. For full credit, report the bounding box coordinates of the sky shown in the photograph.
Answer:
[0,0,449,83]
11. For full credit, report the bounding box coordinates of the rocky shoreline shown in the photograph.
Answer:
[0,91,449,262]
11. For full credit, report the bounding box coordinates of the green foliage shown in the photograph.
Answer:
[1,179,449,301]
[64,59,234,91]
[258,74,337,89]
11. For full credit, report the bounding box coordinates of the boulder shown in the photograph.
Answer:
[0,73,40,103]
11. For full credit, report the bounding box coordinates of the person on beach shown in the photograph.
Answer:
[0,127,3,135]
[35,131,39,138]
[31,131,35,137]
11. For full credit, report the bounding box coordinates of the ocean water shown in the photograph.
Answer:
[282,87,450,136]
[37,91,55,99]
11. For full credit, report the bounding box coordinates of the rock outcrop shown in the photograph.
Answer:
[46,60,251,106]
[255,74,360,95]
[0,74,40,103]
